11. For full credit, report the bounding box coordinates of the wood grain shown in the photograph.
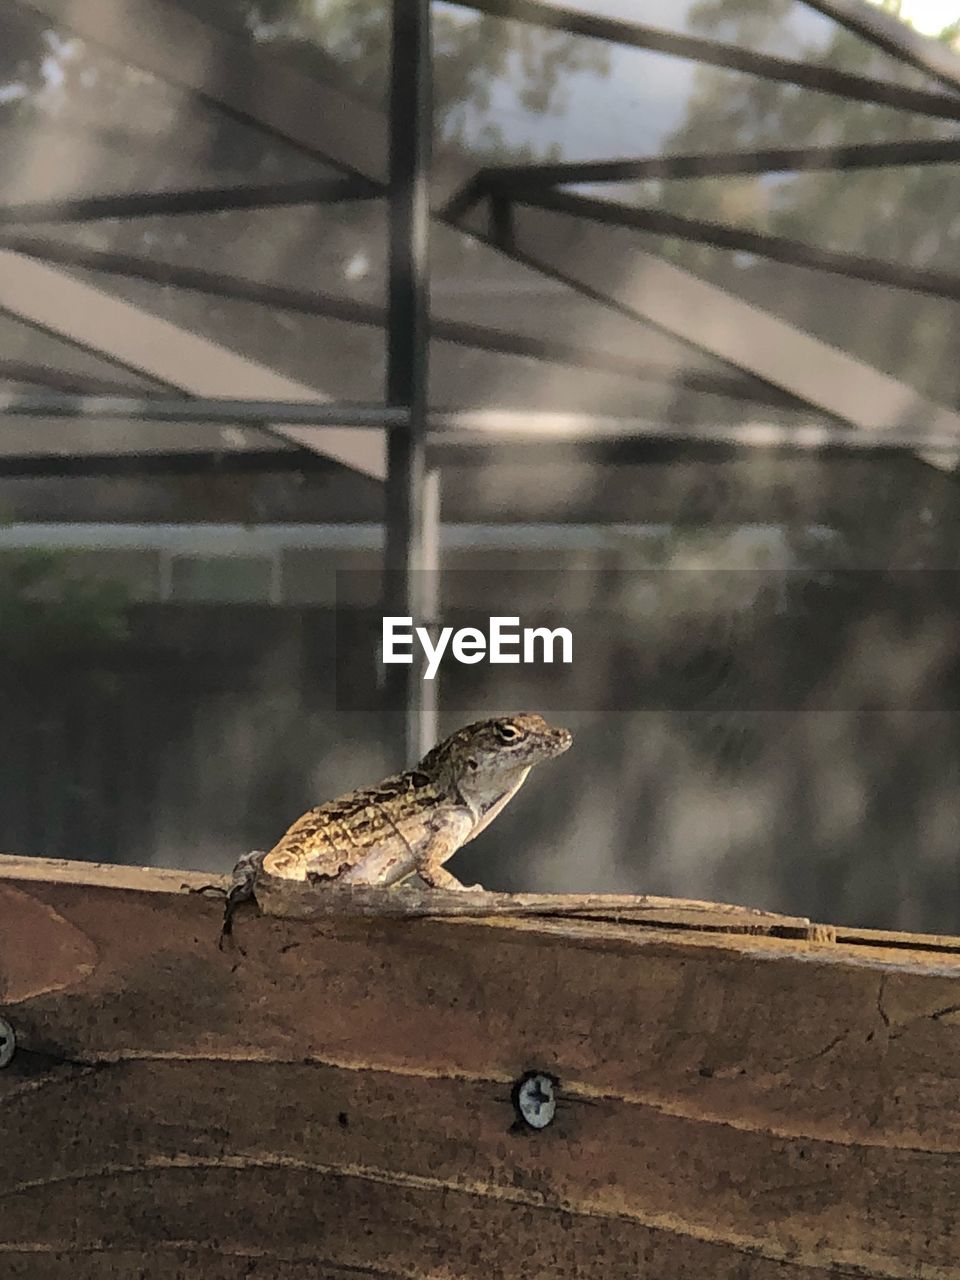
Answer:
[253,876,819,934]
[2,855,960,1277]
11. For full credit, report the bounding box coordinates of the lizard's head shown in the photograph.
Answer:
[420,713,572,811]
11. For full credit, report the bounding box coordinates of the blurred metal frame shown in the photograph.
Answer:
[510,188,960,303]
[5,0,960,758]
[0,235,799,407]
[803,0,960,92]
[453,203,960,453]
[0,248,388,478]
[456,0,960,118]
[444,138,960,217]
[9,0,960,458]
[0,176,383,225]
[4,400,960,453]
[13,0,389,178]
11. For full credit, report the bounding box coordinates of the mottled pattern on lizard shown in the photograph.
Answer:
[264,712,572,889]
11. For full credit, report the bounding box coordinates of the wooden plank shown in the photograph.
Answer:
[0,853,214,893]
[835,925,960,956]
[3,858,960,1276]
[0,853,823,934]
[252,877,818,933]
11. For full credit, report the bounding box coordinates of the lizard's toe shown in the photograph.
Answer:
[187,883,229,899]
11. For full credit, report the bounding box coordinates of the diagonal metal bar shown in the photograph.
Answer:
[0,233,390,323]
[0,248,388,476]
[0,176,383,226]
[1,234,796,407]
[14,0,389,179]
[801,0,960,96]
[460,202,960,455]
[517,188,960,301]
[458,137,960,195]
[450,0,960,119]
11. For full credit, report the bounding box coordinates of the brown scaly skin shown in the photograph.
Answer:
[219,713,572,943]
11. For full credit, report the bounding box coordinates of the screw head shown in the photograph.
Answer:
[0,1017,15,1068]
[513,1071,557,1130]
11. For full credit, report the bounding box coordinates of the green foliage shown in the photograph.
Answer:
[0,549,129,669]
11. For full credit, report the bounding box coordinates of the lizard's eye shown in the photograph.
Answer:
[465,756,479,771]
[495,721,523,744]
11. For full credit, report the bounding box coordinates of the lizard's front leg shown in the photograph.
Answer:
[418,863,484,891]
[417,813,485,891]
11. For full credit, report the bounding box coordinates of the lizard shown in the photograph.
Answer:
[217,712,572,942]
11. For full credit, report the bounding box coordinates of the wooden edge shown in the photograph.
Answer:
[251,876,818,935]
[833,925,960,954]
[0,853,221,894]
[0,852,814,934]
[6,855,960,955]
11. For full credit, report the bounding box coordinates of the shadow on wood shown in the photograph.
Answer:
[1,854,959,1278]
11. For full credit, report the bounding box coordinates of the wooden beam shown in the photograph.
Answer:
[3,854,960,1277]
[253,876,820,935]
[0,854,817,932]
[0,249,386,478]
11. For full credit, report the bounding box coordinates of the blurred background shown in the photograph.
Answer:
[2,0,960,932]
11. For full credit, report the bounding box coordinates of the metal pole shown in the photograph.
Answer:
[384,0,434,766]
[417,467,441,759]
[0,394,408,427]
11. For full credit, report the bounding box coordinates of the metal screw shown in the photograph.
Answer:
[0,1017,15,1068]
[513,1071,557,1130]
